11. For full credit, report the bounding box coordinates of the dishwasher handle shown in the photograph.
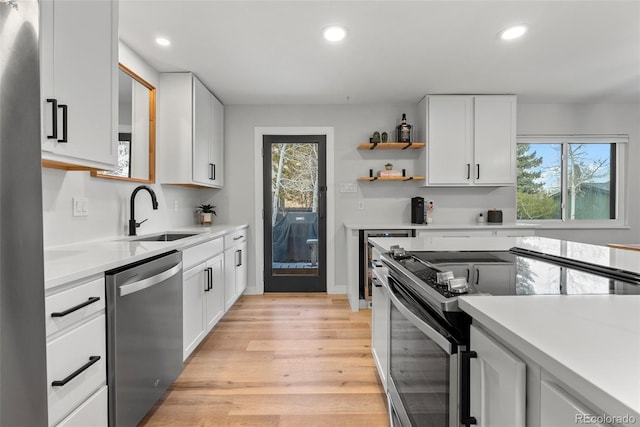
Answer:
[119,261,182,297]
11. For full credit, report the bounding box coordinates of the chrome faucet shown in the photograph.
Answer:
[129,185,159,236]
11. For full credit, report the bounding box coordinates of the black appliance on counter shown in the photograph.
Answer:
[380,246,640,427]
[410,197,424,224]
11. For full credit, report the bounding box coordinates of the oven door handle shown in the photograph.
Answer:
[388,282,454,354]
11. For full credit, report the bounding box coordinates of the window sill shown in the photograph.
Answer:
[517,221,629,230]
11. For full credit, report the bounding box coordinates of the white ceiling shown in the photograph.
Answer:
[119,0,640,105]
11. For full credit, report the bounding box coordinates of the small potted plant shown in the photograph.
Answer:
[385,163,393,170]
[196,204,216,225]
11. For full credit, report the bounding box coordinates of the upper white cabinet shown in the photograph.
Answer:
[40,0,118,170]
[158,73,224,188]
[419,95,516,186]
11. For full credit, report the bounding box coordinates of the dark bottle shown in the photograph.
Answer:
[397,113,412,143]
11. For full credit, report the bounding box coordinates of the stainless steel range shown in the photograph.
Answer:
[380,245,640,427]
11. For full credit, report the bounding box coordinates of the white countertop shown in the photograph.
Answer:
[369,235,520,252]
[344,222,538,230]
[44,224,247,289]
[459,295,640,421]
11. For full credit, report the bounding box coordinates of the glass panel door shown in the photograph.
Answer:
[263,135,326,292]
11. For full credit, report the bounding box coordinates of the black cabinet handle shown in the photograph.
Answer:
[46,98,58,139]
[476,164,480,180]
[460,350,478,426]
[208,267,213,290]
[51,356,101,387]
[233,235,244,241]
[204,267,212,291]
[466,163,470,180]
[209,163,215,180]
[51,297,100,318]
[236,249,242,267]
[58,104,68,143]
[213,164,216,180]
[372,277,382,288]
[475,268,480,285]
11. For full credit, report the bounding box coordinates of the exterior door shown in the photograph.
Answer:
[263,135,326,292]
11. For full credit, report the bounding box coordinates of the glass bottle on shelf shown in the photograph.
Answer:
[396,113,412,143]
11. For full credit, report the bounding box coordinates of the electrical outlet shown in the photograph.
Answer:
[358,200,365,210]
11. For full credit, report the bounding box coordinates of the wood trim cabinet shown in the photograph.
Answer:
[419,95,516,186]
[40,0,118,171]
[158,73,224,188]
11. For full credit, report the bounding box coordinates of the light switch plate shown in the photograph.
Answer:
[72,196,88,217]
[339,183,358,193]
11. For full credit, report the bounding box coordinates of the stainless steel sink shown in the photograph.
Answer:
[132,233,199,242]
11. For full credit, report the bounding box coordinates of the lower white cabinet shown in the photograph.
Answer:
[224,228,248,311]
[56,385,108,427]
[370,266,389,391]
[182,238,225,361]
[469,324,526,427]
[540,379,611,427]
[45,276,107,427]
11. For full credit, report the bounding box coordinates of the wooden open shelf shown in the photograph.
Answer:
[358,142,425,150]
[358,175,425,182]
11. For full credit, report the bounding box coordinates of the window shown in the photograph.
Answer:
[516,135,627,224]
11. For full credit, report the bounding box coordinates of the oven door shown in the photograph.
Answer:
[387,274,460,427]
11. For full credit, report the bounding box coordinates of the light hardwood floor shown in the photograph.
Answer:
[139,293,389,426]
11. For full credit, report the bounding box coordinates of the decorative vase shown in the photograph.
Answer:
[199,212,213,225]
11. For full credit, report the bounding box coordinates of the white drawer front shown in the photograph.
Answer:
[182,238,223,270]
[56,385,108,427]
[224,228,247,249]
[47,314,106,426]
[46,278,105,336]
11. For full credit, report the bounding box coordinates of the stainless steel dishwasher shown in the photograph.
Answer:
[105,250,183,427]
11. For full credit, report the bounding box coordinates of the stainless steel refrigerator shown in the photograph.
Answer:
[0,0,49,425]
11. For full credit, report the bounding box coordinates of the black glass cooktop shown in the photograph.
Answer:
[395,250,640,297]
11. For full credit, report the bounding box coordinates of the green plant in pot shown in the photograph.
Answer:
[196,204,216,225]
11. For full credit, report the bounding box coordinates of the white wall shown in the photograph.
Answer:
[215,104,516,294]
[217,102,639,295]
[42,42,214,247]
[517,103,640,245]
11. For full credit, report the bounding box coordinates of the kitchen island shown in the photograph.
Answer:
[460,295,640,426]
[369,235,640,426]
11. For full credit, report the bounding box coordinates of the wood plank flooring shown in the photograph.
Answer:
[139,293,389,426]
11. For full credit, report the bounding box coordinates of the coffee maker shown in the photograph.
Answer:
[411,197,425,224]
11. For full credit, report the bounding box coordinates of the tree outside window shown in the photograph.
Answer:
[517,139,616,221]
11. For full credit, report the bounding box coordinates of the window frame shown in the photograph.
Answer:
[516,134,628,229]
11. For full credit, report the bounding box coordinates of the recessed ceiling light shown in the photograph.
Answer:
[499,25,528,41]
[155,37,171,47]
[322,25,348,42]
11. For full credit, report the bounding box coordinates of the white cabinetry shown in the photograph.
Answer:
[540,379,611,427]
[158,73,224,188]
[420,95,516,186]
[45,276,107,427]
[469,324,526,427]
[40,0,117,170]
[182,238,225,360]
[224,227,248,311]
[370,248,389,391]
